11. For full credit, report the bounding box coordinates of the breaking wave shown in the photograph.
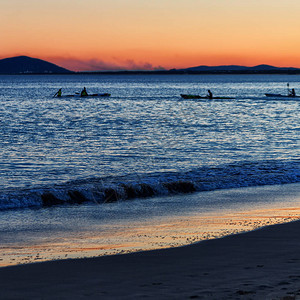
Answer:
[1,159,299,210]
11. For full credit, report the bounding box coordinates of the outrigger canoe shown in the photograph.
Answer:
[180,94,234,100]
[265,93,300,98]
[55,93,111,98]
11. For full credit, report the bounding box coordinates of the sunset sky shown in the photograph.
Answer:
[1,0,300,71]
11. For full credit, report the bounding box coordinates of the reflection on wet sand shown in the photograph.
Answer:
[1,207,299,267]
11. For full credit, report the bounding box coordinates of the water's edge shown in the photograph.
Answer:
[1,159,299,210]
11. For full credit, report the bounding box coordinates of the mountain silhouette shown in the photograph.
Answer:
[0,56,73,74]
[183,64,300,72]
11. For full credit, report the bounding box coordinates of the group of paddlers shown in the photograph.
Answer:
[53,84,297,99]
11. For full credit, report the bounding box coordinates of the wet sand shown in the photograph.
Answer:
[1,184,300,299]
[2,219,300,299]
[1,206,300,267]
[2,183,300,267]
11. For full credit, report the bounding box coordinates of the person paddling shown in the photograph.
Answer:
[54,88,62,98]
[81,87,88,97]
[287,83,296,97]
[289,88,296,97]
[207,89,213,99]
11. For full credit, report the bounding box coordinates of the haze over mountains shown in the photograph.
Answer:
[0,56,300,74]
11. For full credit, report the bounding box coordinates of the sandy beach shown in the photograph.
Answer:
[1,218,300,299]
[1,183,300,267]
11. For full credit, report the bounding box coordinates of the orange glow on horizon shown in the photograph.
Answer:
[2,52,300,72]
[1,0,300,71]
[43,53,300,72]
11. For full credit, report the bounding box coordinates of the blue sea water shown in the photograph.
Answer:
[0,74,299,210]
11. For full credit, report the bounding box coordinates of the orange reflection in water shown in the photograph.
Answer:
[1,207,299,267]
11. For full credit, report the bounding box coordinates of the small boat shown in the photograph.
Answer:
[55,93,111,99]
[180,94,234,100]
[265,93,300,98]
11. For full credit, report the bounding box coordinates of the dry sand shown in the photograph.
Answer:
[1,220,300,299]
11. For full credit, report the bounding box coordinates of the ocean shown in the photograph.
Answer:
[0,74,299,265]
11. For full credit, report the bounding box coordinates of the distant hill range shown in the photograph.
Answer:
[178,64,300,74]
[0,56,73,74]
[1,56,299,74]
[81,64,300,75]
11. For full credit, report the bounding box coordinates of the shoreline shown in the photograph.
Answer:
[1,219,300,299]
[1,183,300,267]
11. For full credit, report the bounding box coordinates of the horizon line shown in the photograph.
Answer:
[1,55,300,72]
